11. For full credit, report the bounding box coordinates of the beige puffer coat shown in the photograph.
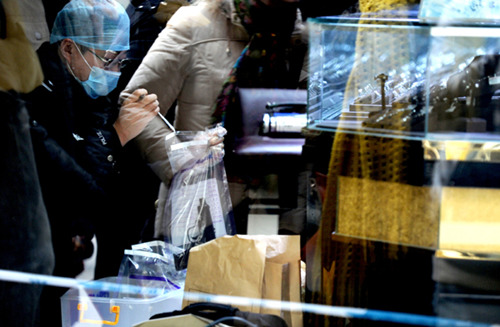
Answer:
[122,0,248,236]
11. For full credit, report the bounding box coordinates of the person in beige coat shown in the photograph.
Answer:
[121,0,249,237]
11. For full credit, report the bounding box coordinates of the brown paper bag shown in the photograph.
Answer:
[182,235,302,327]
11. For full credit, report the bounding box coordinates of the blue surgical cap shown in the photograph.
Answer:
[50,0,130,51]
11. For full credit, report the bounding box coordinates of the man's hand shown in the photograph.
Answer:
[114,88,160,146]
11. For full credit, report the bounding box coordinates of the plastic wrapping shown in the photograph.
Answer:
[132,240,186,282]
[159,124,235,270]
[117,241,185,298]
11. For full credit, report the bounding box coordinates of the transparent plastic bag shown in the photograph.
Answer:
[131,240,187,282]
[117,244,185,298]
[159,124,235,271]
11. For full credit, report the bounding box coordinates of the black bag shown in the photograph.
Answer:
[149,302,288,327]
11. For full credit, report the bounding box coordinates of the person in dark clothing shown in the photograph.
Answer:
[23,1,161,325]
[0,2,55,326]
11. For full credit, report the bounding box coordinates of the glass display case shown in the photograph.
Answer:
[307,12,500,254]
[307,14,500,142]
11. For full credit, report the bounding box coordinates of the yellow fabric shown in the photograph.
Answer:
[360,0,418,12]
[0,0,44,93]
[337,176,439,248]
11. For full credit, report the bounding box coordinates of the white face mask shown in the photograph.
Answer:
[68,43,121,99]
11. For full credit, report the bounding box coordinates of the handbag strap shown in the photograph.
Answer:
[149,302,239,321]
[183,302,239,317]
[206,316,258,327]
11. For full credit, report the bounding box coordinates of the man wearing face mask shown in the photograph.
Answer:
[24,1,161,325]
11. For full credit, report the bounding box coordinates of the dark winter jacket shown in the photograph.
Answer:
[25,42,123,276]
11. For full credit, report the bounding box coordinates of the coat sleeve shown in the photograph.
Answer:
[131,115,174,185]
[121,6,194,183]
